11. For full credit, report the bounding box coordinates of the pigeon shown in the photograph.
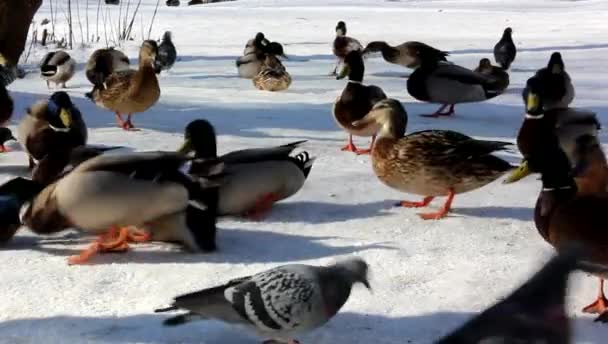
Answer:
[436,247,606,344]
[156,257,371,343]
[157,31,177,72]
[493,27,516,70]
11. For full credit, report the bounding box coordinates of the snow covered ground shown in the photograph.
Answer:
[1,0,608,343]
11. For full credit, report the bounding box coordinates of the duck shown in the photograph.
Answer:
[237,36,282,79]
[332,21,363,75]
[333,50,387,154]
[85,47,130,87]
[474,58,510,91]
[243,32,269,56]
[1,151,223,264]
[353,99,513,220]
[157,31,177,72]
[493,27,516,70]
[87,40,161,131]
[0,127,15,152]
[40,50,76,89]
[0,82,14,127]
[362,41,448,69]
[517,103,608,322]
[177,119,315,219]
[504,75,601,185]
[253,54,291,92]
[527,52,574,110]
[17,92,88,185]
[407,50,507,117]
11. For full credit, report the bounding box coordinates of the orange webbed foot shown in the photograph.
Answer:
[396,196,435,208]
[583,295,608,314]
[341,142,359,153]
[68,242,101,265]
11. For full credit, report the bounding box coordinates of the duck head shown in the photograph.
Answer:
[0,177,44,243]
[141,40,161,74]
[335,21,346,36]
[267,42,287,59]
[352,99,408,139]
[503,27,513,38]
[46,91,75,131]
[337,50,364,81]
[178,119,218,159]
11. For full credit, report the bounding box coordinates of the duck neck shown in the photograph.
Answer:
[348,61,364,83]
[377,111,407,139]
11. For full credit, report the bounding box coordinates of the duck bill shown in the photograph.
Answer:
[177,139,194,155]
[526,93,540,113]
[337,65,350,80]
[60,108,72,127]
[503,160,532,184]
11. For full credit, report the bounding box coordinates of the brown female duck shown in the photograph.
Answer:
[474,58,510,91]
[87,40,160,131]
[253,54,291,92]
[353,99,513,219]
[333,50,386,154]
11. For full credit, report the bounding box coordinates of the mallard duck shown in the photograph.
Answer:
[0,127,15,152]
[178,119,314,219]
[493,27,516,70]
[40,50,76,89]
[243,32,269,56]
[407,51,507,118]
[362,41,448,69]
[474,58,510,91]
[518,105,608,321]
[87,40,160,131]
[332,21,363,75]
[85,47,130,87]
[526,52,574,110]
[253,54,291,92]
[157,31,177,72]
[0,151,223,264]
[0,82,13,126]
[353,99,513,220]
[0,177,44,243]
[333,50,387,154]
[17,92,88,185]
[237,38,283,79]
[504,75,600,185]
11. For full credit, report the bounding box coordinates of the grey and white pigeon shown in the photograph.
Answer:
[493,27,516,70]
[157,31,177,72]
[155,257,371,343]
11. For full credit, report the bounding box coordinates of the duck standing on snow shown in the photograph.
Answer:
[87,40,160,131]
[332,21,363,76]
[362,41,448,69]
[86,47,130,87]
[474,58,510,91]
[17,92,87,185]
[155,258,371,344]
[0,151,224,264]
[253,53,291,92]
[40,50,76,89]
[236,32,269,79]
[407,48,507,117]
[157,31,177,72]
[333,50,387,154]
[528,52,575,110]
[353,99,513,220]
[177,119,314,219]
[493,27,516,70]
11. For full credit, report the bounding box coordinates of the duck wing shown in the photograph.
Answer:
[220,140,306,164]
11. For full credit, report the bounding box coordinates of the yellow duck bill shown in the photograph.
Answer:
[503,160,531,184]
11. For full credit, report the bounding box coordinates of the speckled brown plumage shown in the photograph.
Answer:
[253,55,291,92]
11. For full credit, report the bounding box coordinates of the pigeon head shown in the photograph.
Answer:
[335,257,371,289]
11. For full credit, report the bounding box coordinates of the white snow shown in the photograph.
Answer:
[1,0,607,343]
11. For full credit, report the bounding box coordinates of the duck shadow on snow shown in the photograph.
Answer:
[0,311,604,343]
[1,227,392,265]
[451,206,533,221]
[266,200,394,224]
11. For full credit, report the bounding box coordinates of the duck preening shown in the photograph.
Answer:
[353,99,514,220]
[85,47,130,87]
[40,50,76,89]
[332,21,363,76]
[333,50,387,154]
[362,41,448,69]
[407,50,508,118]
[87,40,160,131]
[493,27,516,70]
[177,119,314,219]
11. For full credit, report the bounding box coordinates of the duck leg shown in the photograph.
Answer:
[355,135,376,155]
[421,104,455,118]
[418,189,455,220]
[123,114,140,131]
[0,144,11,153]
[583,279,608,314]
[246,192,281,220]
[67,226,151,265]
[396,196,435,208]
[341,134,359,153]
[115,112,127,128]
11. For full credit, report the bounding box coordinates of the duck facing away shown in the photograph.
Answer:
[85,47,130,87]
[178,119,314,219]
[354,99,513,220]
[87,40,160,131]
[4,151,223,264]
[333,50,387,154]
[17,92,88,185]
[474,58,510,91]
[40,50,76,88]
[156,258,370,344]
[157,31,177,72]
[332,21,363,75]
[520,107,608,322]
[407,52,507,118]
[362,41,448,69]
[493,27,516,70]
[253,54,291,92]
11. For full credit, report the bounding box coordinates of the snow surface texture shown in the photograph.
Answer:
[1,0,608,343]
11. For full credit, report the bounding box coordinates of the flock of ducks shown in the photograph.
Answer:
[0,17,605,344]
